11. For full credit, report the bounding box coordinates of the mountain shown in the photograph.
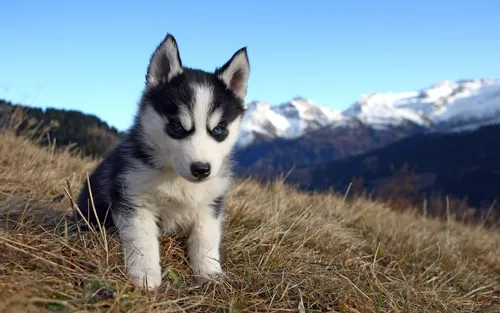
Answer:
[343,78,500,130]
[237,97,342,148]
[285,124,500,214]
[234,119,424,178]
[235,78,500,177]
[0,99,121,157]
[238,79,500,148]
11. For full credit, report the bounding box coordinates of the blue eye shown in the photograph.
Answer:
[212,126,224,135]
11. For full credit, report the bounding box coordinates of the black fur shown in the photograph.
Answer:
[74,33,247,232]
[214,47,248,81]
[143,68,245,134]
[75,144,133,231]
[128,123,161,169]
[210,195,225,218]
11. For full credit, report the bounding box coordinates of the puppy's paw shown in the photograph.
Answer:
[128,265,162,290]
[192,264,224,285]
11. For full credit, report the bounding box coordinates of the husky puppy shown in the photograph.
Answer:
[76,33,249,290]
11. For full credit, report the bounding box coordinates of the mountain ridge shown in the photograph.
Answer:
[237,78,500,148]
[284,123,500,214]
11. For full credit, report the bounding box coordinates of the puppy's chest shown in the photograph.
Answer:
[137,176,228,213]
[136,177,228,234]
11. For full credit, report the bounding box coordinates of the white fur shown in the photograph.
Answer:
[105,34,249,291]
[114,208,162,290]
[139,84,242,182]
[113,156,232,289]
[114,82,242,289]
[179,105,193,131]
[188,210,223,278]
[208,108,223,130]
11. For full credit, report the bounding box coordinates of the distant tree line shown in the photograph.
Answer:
[0,99,122,158]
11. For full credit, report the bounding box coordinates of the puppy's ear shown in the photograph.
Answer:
[146,34,183,86]
[215,47,250,99]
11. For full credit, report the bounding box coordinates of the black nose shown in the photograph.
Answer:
[190,162,211,179]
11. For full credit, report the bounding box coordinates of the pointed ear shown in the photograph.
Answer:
[215,47,250,99]
[146,34,183,86]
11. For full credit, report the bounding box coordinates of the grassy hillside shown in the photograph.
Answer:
[0,130,499,312]
[286,124,500,219]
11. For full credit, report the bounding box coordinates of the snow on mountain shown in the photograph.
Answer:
[343,78,500,129]
[429,79,500,124]
[237,97,342,148]
[237,78,500,148]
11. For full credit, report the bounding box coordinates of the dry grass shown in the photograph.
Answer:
[0,130,499,313]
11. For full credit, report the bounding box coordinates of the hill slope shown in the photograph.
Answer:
[286,124,500,214]
[0,130,499,312]
[234,119,423,177]
[0,99,121,157]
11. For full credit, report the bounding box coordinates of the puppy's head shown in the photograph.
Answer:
[139,34,249,182]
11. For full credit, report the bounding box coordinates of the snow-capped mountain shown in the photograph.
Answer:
[237,97,342,147]
[343,78,500,129]
[237,78,500,148]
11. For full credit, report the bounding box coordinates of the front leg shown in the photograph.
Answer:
[188,209,223,282]
[114,209,162,290]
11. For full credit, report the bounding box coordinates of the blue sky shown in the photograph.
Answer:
[1,0,499,131]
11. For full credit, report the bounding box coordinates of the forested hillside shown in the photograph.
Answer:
[0,99,121,157]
